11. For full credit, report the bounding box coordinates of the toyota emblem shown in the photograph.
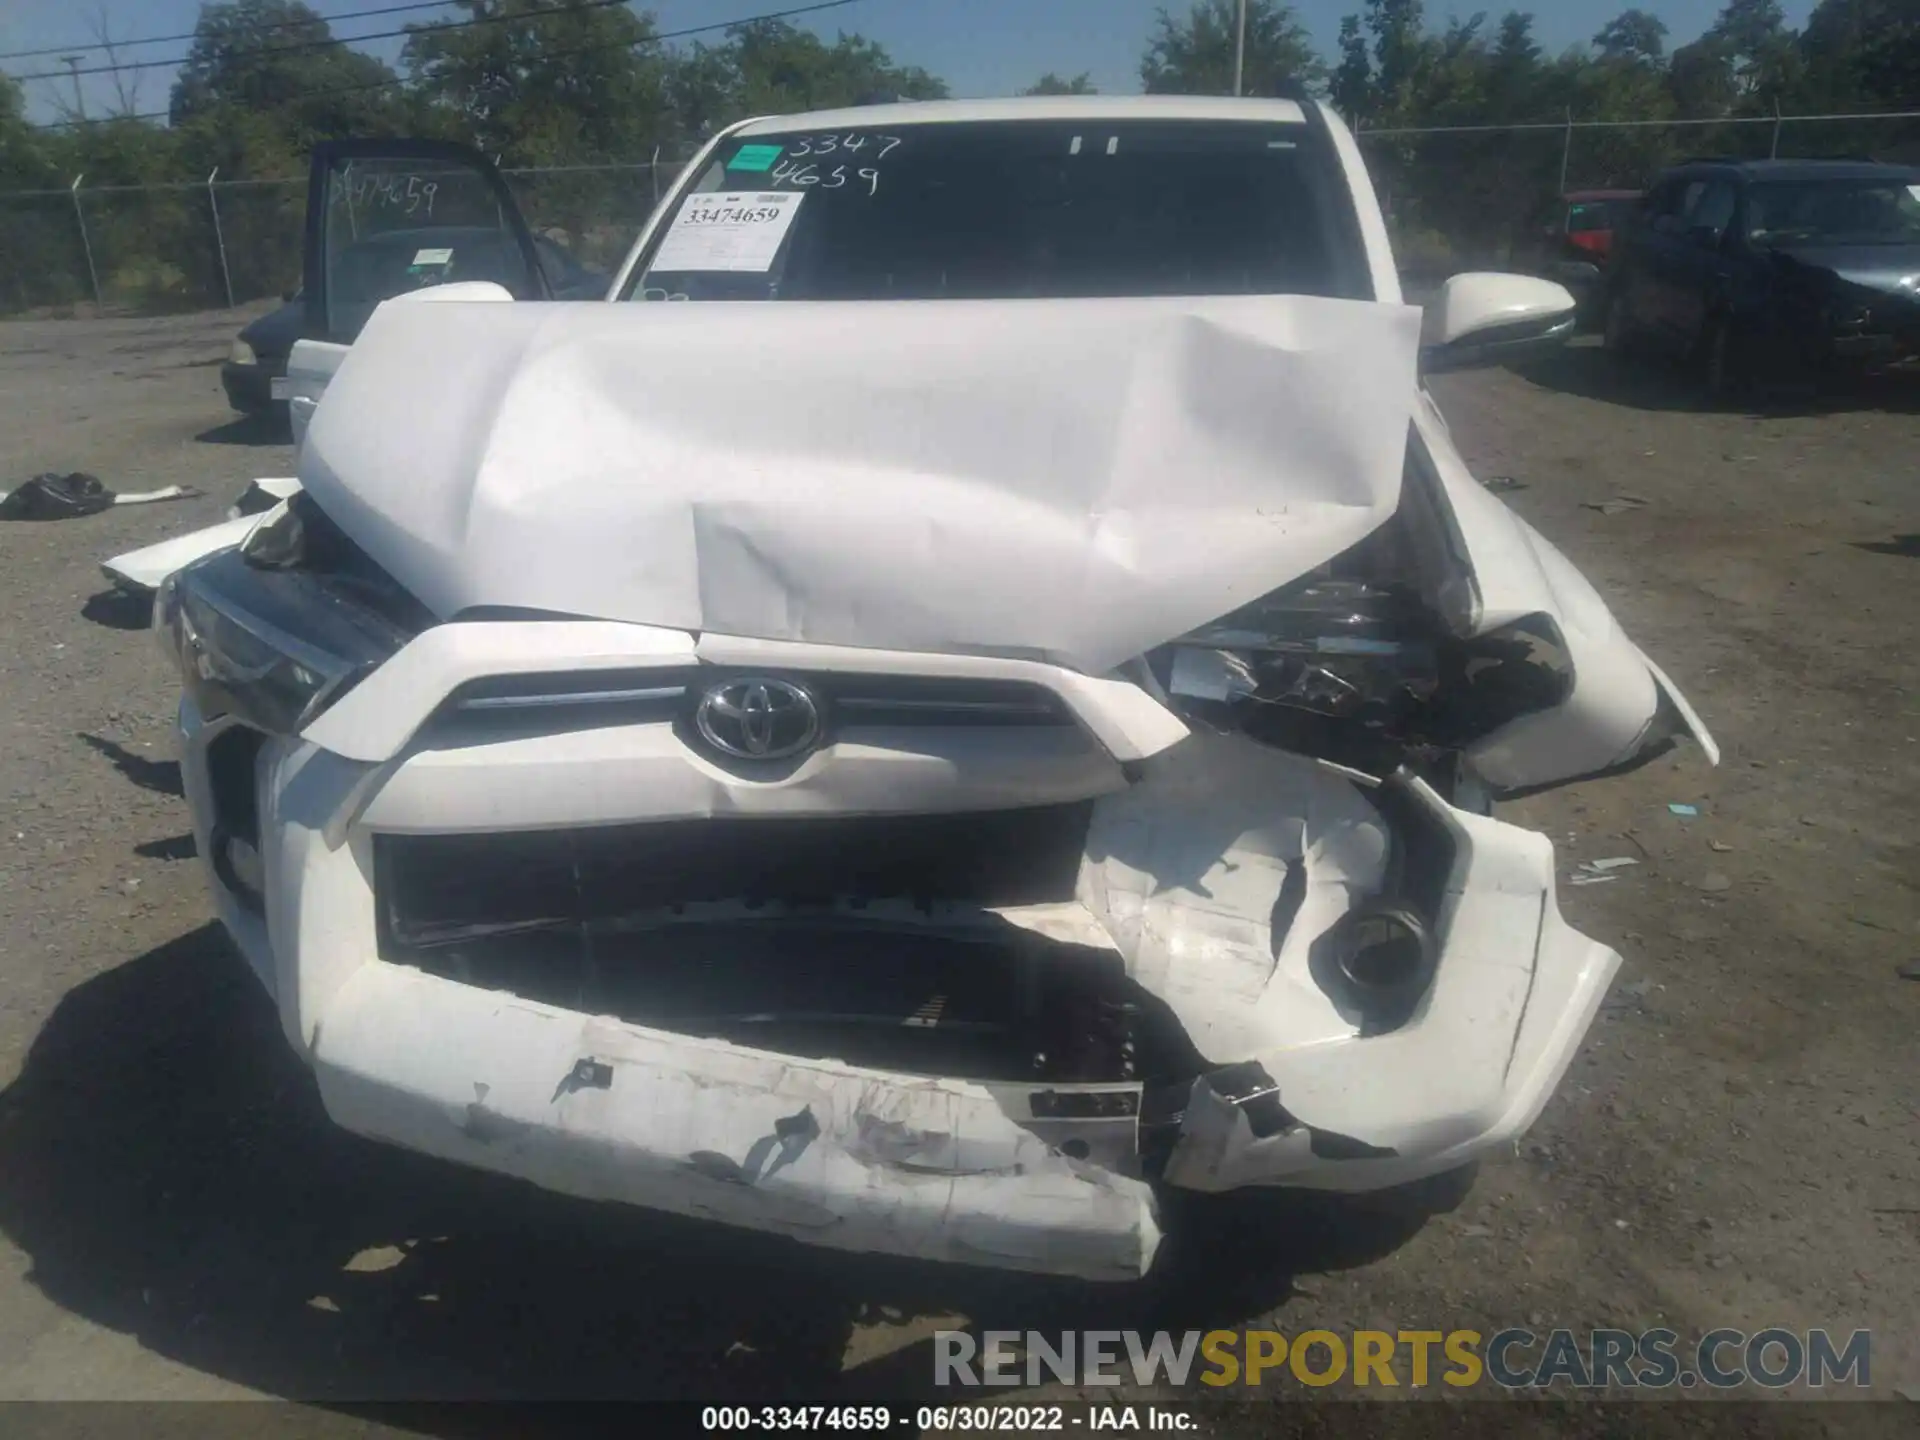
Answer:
[694,676,822,761]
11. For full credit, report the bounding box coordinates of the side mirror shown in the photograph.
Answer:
[1420,272,1577,372]
[1546,259,1603,285]
[388,280,516,306]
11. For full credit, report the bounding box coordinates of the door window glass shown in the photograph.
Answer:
[1685,180,1738,240]
[322,154,536,340]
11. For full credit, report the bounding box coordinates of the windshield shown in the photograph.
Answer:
[1745,179,1920,247]
[624,119,1363,302]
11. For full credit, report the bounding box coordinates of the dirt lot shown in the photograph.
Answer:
[0,311,1914,1424]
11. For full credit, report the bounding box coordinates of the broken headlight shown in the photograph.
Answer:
[1150,562,1574,784]
[1155,576,1440,724]
[157,540,412,736]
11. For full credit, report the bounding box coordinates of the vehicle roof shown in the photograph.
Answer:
[1663,158,1918,183]
[732,94,1310,136]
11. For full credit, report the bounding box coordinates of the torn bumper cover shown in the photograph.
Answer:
[312,966,1162,1282]
[175,626,1618,1283]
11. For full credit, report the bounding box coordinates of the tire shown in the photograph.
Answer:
[1601,289,1639,358]
[1702,314,1741,402]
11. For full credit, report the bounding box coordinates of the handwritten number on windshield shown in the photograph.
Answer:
[784,133,900,162]
[332,170,439,218]
[770,156,884,195]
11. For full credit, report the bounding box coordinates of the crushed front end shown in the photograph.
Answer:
[158,503,1628,1283]
[150,292,1711,1282]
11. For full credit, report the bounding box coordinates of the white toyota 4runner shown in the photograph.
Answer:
[124,95,1714,1282]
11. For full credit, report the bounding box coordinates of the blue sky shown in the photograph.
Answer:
[2,0,1818,125]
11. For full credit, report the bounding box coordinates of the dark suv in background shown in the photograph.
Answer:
[220,228,608,415]
[1601,158,1920,395]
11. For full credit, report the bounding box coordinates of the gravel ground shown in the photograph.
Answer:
[0,312,1914,1425]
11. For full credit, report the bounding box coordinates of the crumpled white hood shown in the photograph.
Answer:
[299,294,1421,672]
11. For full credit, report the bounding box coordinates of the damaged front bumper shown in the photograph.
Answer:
[175,617,1621,1283]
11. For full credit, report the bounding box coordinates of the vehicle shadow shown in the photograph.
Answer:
[1514,339,1920,416]
[0,925,1435,1408]
[134,832,197,860]
[81,587,154,631]
[196,413,291,447]
[77,732,183,797]
[1851,534,1920,559]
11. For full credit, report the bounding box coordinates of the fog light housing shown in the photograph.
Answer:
[226,833,263,894]
[1324,902,1436,1030]
[211,826,264,912]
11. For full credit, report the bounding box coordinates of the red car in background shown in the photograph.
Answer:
[1539,189,1644,322]
[1559,189,1643,261]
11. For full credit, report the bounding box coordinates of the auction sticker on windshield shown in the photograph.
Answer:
[651,191,805,272]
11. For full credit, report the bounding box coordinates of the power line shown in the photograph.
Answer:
[0,2,459,64]
[29,0,869,130]
[11,0,643,84]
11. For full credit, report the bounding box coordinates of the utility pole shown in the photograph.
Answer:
[60,56,87,121]
[1233,0,1248,96]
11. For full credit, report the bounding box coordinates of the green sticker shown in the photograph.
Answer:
[729,143,783,172]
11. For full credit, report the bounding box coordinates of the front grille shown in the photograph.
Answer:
[423,667,1073,746]
[377,804,1094,944]
[369,803,1206,1083]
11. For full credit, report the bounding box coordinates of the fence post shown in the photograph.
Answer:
[70,173,101,307]
[650,145,661,207]
[1558,108,1573,195]
[1771,99,1783,158]
[207,167,235,309]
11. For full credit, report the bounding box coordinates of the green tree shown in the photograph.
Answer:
[1781,0,1920,156]
[1367,0,1431,110]
[664,43,740,146]
[0,77,56,189]
[1329,14,1374,117]
[1022,72,1098,94]
[1594,8,1669,63]
[1797,0,1920,109]
[0,78,83,311]
[1705,0,1804,105]
[403,0,670,165]
[1666,35,1739,116]
[659,19,946,148]
[1140,0,1324,96]
[1575,9,1681,185]
[722,18,948,113]
[160,0,400,303]
[170,0,405,141]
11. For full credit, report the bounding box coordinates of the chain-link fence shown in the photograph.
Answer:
[0,154,695,318]
[1356,109,1920,280]
[4,110,1919,317]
